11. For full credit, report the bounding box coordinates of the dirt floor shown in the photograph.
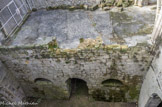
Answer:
[32,95,137,107]
[30,95,137,107]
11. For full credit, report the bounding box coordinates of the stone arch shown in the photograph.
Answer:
[93,79,127,102]
[34,78,53,84]
[101,79,124,87]
[32,78,53,98]
[145,93,162,107]
[66,78,88,97]
[32,78,69,99]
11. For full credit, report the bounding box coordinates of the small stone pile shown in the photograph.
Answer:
[100,0,134,10]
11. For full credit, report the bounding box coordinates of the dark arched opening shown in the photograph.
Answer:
[67,78,88,97]
[34,78,52,84]
[146,93,162,107]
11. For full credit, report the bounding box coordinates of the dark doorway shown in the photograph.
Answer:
[68,78,88,97]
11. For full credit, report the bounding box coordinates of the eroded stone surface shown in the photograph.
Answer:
[4,6,155,49]
[0,38,153,102]
[0,61,25,103]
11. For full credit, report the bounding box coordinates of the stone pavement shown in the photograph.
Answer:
[6,6,155,49]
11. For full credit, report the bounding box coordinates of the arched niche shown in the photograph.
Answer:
[91,79,127,102]
[102,79,124,87]
[34,78,53,85]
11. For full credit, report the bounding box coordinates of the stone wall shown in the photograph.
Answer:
[26,0,100,9]
[0,38,153,102]
[149,0,157,4]
[139,40,162,106]
[26,0,156,10]
[0,31,4,46]
[0,61,25,106]
[134,0,156,6]
[26,0,134,10]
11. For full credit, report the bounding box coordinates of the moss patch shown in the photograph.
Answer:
[45,0,134,12]
[48,39,59,49]
[129,86,139,100]
[80,38,84,43]
[136,25,153,35]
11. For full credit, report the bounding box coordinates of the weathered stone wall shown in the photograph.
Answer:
[0,61,25,105]
[26,0,156,10]
[0,38,153,102]
[26,0,134,10]
[138,67,162,107]
[26,0,100,9]
[139,40,162,106]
